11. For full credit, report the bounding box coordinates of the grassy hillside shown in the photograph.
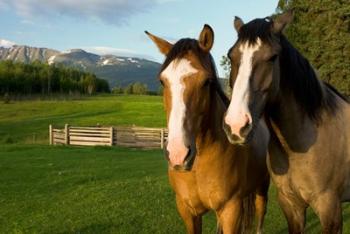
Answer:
[0,145,349,233]
[0,95,165,144]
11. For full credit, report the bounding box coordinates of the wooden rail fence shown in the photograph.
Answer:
[49,124,168,149]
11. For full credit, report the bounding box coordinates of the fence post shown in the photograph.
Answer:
[65,124,70,145]
[49,125,53,145]
[115,127,118,147]
[160,128,164,149]
[110,127,114,146]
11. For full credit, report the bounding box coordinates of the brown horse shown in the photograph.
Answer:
[146,25,270,233]
[223,10,350,234]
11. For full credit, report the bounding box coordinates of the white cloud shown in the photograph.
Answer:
[0,39,16,48]
[82,46,156,61]
[0,1,9,10]
[0,0,168,25]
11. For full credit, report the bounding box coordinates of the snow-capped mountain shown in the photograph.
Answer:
[0,41,161,91]
[0,45,59,63]
[0,39,16,48]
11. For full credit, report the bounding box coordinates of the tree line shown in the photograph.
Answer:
[112,82,163,95]
[0,60,110,95]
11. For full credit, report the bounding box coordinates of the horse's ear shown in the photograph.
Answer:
[272,10,294,34]
[234,16,244,32]
[199,24,214,53]
[145,31,173,56]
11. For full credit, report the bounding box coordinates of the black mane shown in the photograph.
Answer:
[238,18,346,121]
[279,35,340,121]
[160,38,229,107]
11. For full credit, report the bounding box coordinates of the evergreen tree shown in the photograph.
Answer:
[277,0,350,94]
[0,61,110,95]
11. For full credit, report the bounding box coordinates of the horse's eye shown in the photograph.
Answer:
[268,54,278,62]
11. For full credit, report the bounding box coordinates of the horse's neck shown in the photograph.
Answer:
[197,91,229,150]
[267,88,318,153]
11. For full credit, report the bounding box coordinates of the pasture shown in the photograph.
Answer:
[0,95,350,233]
[0,95,166,144]
[1,145,350,233]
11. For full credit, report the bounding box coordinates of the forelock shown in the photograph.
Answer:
[160,38,202,73]
[238,18,274,46]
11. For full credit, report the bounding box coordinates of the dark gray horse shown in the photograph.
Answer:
[223,10,350,234]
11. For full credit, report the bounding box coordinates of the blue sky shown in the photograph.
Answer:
[0,0,279,76]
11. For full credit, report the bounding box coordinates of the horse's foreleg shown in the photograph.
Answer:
[255,178,270,234]
[217,198,242,234]
[311,193,342,234]
[278,192,307,234]
[176,196,202,234]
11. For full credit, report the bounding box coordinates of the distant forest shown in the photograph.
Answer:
[0,61,110,95]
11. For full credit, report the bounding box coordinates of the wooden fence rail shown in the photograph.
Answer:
[49,124,168,149]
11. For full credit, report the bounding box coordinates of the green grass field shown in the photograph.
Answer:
[0,95,349,233]
[0,95,165,144]
[1,145,349,233]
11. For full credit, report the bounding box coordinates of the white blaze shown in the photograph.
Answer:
[225,39,262,136]
[161,58,198,165]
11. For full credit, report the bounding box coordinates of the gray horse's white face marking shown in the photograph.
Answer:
[224,39,262,142]
[223,35,280,144]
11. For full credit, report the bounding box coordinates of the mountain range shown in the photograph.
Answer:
[0,41,161,91]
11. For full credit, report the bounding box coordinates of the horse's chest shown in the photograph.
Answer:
[195,170,239,209]
[196,183,225,209]
[169,169,238,211]
[267,149,324,203]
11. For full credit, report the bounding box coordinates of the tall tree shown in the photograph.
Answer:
[277,0,350,94]
[220,55,232,96]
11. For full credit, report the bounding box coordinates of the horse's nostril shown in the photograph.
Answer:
[240,122,251,137]
[223,121,232,134]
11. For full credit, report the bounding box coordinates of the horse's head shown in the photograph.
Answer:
[223,11,293,144]
[146,25,216,171]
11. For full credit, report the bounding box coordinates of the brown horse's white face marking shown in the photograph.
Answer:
[161,59,198,166]
[225,39,262,142]
[146,24,214,170]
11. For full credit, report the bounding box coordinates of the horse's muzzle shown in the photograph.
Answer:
[164,142,197,172]
[223,121,250,145]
